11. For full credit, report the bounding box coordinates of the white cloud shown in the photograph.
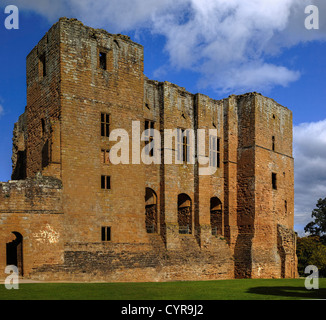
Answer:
[150,0,326,94]
[5,0,326,92]
[293,119,326,232]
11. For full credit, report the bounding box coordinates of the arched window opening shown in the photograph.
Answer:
[145,188,157,233]
[210,197,223,236]
[178,194,192,234]
[6,232,23,276]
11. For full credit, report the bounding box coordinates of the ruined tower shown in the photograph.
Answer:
[0,18,297,281]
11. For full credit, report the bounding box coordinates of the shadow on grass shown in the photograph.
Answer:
[247,286,326,300]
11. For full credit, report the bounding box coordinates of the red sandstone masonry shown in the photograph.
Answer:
[0,18,297,282]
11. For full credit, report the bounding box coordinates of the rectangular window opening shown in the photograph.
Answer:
[41,118,46,138]
[183,134,188,163]
[101,226,111,242]
[101,113,110,137]
[99,52,107,70]
[209,135,221,168]
[272,136,275,151]
[106,176,111,190]
[101,175,111,190]
[272,173,277,190]
[176,128,190,163]
[101,175,106,189]
[144,120,155,157]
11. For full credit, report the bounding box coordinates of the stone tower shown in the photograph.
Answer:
[1,18,297,281]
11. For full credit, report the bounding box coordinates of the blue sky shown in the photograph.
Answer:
[1,0,326,234]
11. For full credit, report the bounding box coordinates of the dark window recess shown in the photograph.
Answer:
[272,136,275,151]
[101,226,111,241]
[177,129,190,163]
[272,173,277,190]
[39,54,46,78]
[101,175,111,190]
[11,150,26,180]
[183,133,189,163]
[101,113,110,137]
[99,52,107,70]
[42,139,50,168]
[6,232,23,276]
[144,120,155,157]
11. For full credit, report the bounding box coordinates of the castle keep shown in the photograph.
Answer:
[0,18,297,281]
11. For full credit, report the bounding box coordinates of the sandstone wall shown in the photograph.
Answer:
[0,18,297,281]
[0,176,63,277]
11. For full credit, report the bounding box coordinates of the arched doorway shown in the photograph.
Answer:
[210,197,223,236]
[178,194,192,234]
[6,232,23,276]
[145,188,157,233]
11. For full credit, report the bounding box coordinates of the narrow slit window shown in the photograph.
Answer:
[177,128,190,163]
[106,176,111,190]
[209,135,221,168]
[144,120,155,157]
[101,113,110,137]
[272,173,277,190]
[101,175,111,190]
[272,136,275,151]
[99,52,107,70]
[183,133,188,163]
[41,118,46,137]
[101,226,111,241]
[101,226,106,241]
[101,175,106,189]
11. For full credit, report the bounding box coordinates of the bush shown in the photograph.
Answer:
[297,236,326,277]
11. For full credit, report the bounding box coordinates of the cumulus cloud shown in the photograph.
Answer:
[4,0,326,93]
[293,119,326,232]
[150,0,326,94]
[0,105,4,117]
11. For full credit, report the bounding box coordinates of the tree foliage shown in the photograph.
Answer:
[304,198,326,237]
[297,236,326,277]
[297,197,326,277]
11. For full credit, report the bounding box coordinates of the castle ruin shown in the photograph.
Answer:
[0,18,298,282]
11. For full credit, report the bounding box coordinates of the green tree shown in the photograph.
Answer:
[297,198,326,277]
[297,236,326,277]
[304,197,326,238]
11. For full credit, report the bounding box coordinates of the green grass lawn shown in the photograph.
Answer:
[1,278,326,300]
